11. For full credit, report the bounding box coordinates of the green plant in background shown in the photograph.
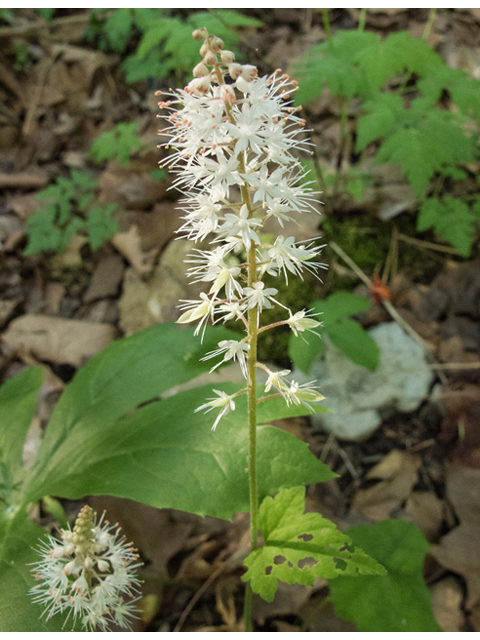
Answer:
[289,291,380,373]
[295,17,480,256]
[90,122,142,166]
[24,170,119,256]
[85,8,263,84]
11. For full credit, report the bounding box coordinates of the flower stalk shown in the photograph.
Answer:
[158,28,326,630]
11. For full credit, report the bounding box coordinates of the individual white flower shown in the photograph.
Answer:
[29,505,141,632]
[242,281,278,314]
[195,389,237,430]
[216,204,263,251]
[284,380,325,412]
[285,309,323,338]
[267,236,325,282]
[264,368,291,395]
[202,340,250,378]
[177,292,218,339]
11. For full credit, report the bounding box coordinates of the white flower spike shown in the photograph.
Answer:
[29,505,142,632]
[157,29,326,429]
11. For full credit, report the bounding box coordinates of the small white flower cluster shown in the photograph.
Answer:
[157,29,326,430]
[29,505,142,631]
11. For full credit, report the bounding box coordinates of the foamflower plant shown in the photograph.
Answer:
[157,28,329,629]
[29,505,142,631]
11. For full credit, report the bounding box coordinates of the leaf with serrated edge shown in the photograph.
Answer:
[242,487,385,602]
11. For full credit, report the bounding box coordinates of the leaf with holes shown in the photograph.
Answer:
[242,487,385,602]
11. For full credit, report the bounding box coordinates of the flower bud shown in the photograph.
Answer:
[241,64,258,81]
[97,559,110,573]
[220,50,235,64]
[210,36,224,52]
[193,61,209,78]
[228,63,243,79]
[192,28,205,41]
[187,76,211,96]
[203,50,217,67]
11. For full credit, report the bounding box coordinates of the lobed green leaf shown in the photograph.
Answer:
[242,487,385,602]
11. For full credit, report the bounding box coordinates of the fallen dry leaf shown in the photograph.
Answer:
[430,576,465,632]
[403,490,444,542]
[112,224,158,277]
[0,167,49,189]
[438,384,480,468]
[350,449,421,521]
[83,254,124,303]
[1,313,116,367]
[431,464,480,609]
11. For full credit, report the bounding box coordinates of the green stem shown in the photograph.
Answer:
[422,8,437,42]
[358,7,367,31]
[321,8,332,47]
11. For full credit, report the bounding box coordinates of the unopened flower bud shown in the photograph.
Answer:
[192,28,205,41]
[210,36,224,52]
[203,51,217,67]
[193,61,209,78]
[228,63,243,79]
[64,560,77,575]
[199,41,209,57]
[241,64,258,81]
[187,76,211,96]
[221,50,235,64]
[97,559,110,572]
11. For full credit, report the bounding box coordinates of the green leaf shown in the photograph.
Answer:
[0,368,43,506]
[104,8,133,52]
[369,105,476,197]
[356,93,403,151]
[315,291,371,324]
[24,206,62,255]
[90,122,141,166]
[0,511,80,631]
[329,519,442,632]
[242,487,385,602]
[22,383,333,520]
[23,324,242,502]
[289,330,324,374]
[294,31,377,104]
[357,31,441,94]
[419,64,480,119]
[417,196,479,257]
[86,204,119,250]
[327,321,379,371]
[289,292,377,373]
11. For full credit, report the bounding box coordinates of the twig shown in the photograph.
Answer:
[329,240,448,383]
[0,13,93,39]
[397,232,460,255]
[173,563,225,632]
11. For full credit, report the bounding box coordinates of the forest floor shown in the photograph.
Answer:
[1,7,480,632]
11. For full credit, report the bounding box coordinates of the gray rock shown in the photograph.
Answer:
[296,322,435,441]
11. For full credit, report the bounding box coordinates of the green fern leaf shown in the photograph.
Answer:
[90,123,141,166]
[417,196,480,256]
